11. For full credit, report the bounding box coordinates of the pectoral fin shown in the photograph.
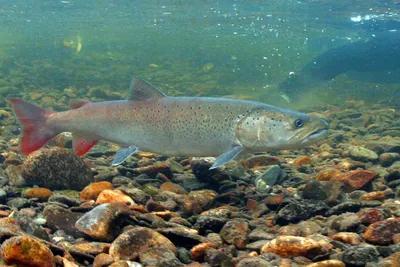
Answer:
[210,145,243,170]
[112,145,139,166]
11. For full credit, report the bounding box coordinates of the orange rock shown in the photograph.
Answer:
[393,233,400,244]
[293,156,313,168]
[0,210,11,218]
[220,220,249,249]
[264,193,285,207]
[246,199,258,211]
[138,152,158,158]
[71,242,110,255]
[80,181,113,201]
[360,191,387,201]
[23,188,53,201]
[364,218,400,245]
[316,168,342,181]
[190,242,217,262]
[307,260,346,267]
[0,236,56,267]
[261,236,326,258]
[332,170,377,191]
[96,189,135,205]
[241,154,280,168]
[160,182,186,194]
[332,232,361,245]
[380,251,400,267]
[93,253,114,267]
[183,198,203,215]
[134,162,173,178]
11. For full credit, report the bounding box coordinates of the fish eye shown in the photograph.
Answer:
[294,119,304,128]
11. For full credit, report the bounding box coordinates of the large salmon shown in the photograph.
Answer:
[8,78,329,169]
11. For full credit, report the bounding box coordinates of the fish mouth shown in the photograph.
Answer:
[302,128,329,143]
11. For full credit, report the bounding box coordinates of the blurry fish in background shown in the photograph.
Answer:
[279,31,400,102]
[76,35,82,53]
[53,34,83,53]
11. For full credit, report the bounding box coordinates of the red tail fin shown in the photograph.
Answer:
[7,98,56,155]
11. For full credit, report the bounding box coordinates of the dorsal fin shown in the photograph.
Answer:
[70,99,91,109]
[127,78,166,101]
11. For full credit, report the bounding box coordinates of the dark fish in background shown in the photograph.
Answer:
[279,31,400,100]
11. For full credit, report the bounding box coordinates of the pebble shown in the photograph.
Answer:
[364,218,400,245]
[21,148,93,190]
[332,170,377,191]
[93,253,114,267]
[346,145,379,162]
[379,152,400,167]
[139,248,183,267]
[306,260,345,267]
[339,245,379,266]
[109,227,177,261]
[23,187,53,201]
[255,165,287,190]
[43,204,84,235]
[332,232,361,245]
[6,165,26,187]
[293,155,313,168]
[188,190,217,210]
[96,189,135,205]
[71,242,110,255]
[220,220,249,249]
[160,182,186,194]
[80,181,113,201]
[261,235,329,258]
[204,247,234,267]
[190,242,216,262]
[75,203,131,242]
[0,235,56,267]
[240,154,280,169]
[275,199,329,225]
[237,257,272,267]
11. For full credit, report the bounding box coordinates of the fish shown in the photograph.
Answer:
[8,78,329,169]
[279,31,400,101]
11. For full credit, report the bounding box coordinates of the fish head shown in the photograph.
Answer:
[235,107,328,151]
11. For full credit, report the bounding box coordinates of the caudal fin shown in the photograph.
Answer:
[7,98,56,155]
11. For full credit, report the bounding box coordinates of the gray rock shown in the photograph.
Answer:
[177,247,191,264]
[75,203,131,242]
[340,246,379,266]
[118,186,151,205]
[328,213,362,232]
[275,199,329,225]
[0,189,7,204]
[255,165,287,192]
[43,204,84,236]
[379,153,400,167]
[7,198,30,209]
[6,165,26,187]
[21,148,93,190]
[194,215,229,235]
[139,248,183,267]
[347,145,378,162]
[48,194,80,207]
[204,247,234,267]
[237,257,272,267]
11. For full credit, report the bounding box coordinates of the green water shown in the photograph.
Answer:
[0,0,399,109]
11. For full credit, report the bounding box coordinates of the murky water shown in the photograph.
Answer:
[0,0,399,108]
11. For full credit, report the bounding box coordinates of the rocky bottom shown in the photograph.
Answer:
[0,100,399,267]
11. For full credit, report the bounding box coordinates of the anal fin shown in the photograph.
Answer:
[72,134,98,156]
[210,145,243,170]
[112,145,138,166]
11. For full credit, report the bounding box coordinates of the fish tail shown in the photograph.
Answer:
[7,98,57,156]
